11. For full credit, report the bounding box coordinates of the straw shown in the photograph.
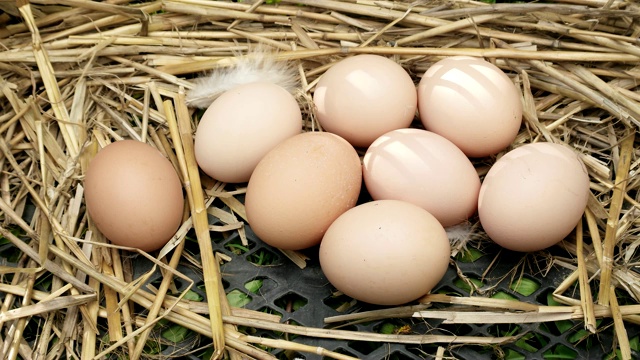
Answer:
[598,132,636,306]
[165,96,227,358]
[1,0,639,358]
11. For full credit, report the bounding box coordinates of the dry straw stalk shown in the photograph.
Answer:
[0,0,639,359]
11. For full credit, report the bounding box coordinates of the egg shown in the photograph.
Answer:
[417,56,522,157]
[245,132,362,250]
[320,200,451,305]
[313,54,417,148]
[84,140,184,252]
[194,82,302,183]
[363,128,480,227]
[478,142,590,252]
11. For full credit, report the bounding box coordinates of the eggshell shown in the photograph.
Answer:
[418,56,522,157]
[478,142,590,252]
[194,82,302,183]
[363,129,480,227]
[84,140,184,252]
[313,54,417,148]
[320,200,450,305]
[245,132,362,250]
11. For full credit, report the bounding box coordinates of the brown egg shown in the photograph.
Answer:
[84,140,184,252]
[320,200,451,305]
[418,56,522,157]
[245,132,362,250]
[194,82,302,183]
[313,54,417,148]
[478,142,590,252]
[363,129,480,227]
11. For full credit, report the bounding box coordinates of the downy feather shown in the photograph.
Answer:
[186,47,298,108]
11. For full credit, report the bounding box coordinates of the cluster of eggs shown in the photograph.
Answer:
[83,54,590,306]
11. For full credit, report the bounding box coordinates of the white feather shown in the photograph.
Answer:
[186,47,298,108]
[445,222,475,245]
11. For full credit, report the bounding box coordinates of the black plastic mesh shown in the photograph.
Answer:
[134,199,640,360]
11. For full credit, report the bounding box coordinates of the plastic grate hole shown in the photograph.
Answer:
[515,331,550,353]
[434,286,464,297]
[510,277,541,296]
[455,247,485,263]
[375,320,411,335]
[247,248,282,266]
[23,317,44,343]
[149,277,163,290]
[543,344,578,359]
[275,320,302,341]
[227,289,252,308]
[173,279,191,293]
[458,345,493,358]
[491,291,519,301]
[536,289,558,306]
[346,340,382,355]
[492,348,526,360]
[453,275,484,294]
[488,323,521,337]
[539,319,580,337]
[567,319,608,351]
[437,322,474,336]
[274,292,308,313]
[209,230,226,244]
[225,237,255,255]
[387,351,414,360]
[323,292,355,313]
[244,276,278,294]
[257,306,283,318]
[237,325,258,336]
[278,350,304,359]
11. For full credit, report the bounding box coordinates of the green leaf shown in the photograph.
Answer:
[248,250,277,265]
[515,340,538,353]
[226,243,250,255]
[183,290,203,302]
[518,332,550,354]
[227,289,252,307]
[566,328,591,343]
[200,347,215,360]
[161,324,190,343]
[608,337,640,360]
[546,292,562,306]
[143,338,162,355]
[244,279,263,294]
[504,348,526,360]
[495,324,520,337]
[510,278,540,296]
[292,298,307,311]
[379,323,396,334]
[554,320,573,334]
[35,273,53,291]
[436,288,463,297]
[630,336,639,351]
[456,248,484,263]
[491,291,518,301]
[453,277,484,293]
[543,345,577,359]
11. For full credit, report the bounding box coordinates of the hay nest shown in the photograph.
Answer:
[0,0,639,359]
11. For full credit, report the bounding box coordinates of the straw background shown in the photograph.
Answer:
[0,0,639,359]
